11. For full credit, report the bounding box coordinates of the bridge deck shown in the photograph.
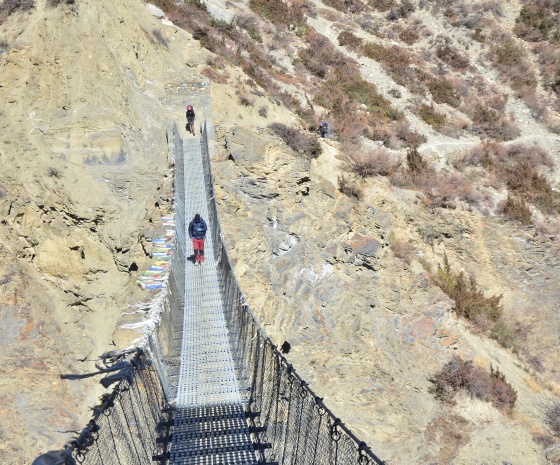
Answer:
[170,135,257,464]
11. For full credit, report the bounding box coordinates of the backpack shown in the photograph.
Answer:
[321,122,329,133]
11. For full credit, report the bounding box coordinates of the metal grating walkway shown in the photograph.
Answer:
[169,134,257,465]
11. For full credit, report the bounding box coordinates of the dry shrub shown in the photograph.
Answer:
[370,123,398,147]
[540,396,560,437]
[462,141,558,215]
[268,123,321,159]
[534,42,560,100]
[417,103,446,128]
[386,0,415,20]
[332,111,370,141]
[468,101,519,141]
[504,161,560,214]
[299,29,348,78]
[429,356,517,411]
[337,175,362,200]
[514,0,560,43]
[237,92,254,106]
[427,75,460,107]
[249,0,307,32]
[396,24,420,44]
[490,37,538,92]
[47,0,74,5]
[343,146,401,178]
[490,319,531,352]
[309,38,399,140]
[436,44,470,70]
[406,145,427,173]
[499,195,532,224]
[202,66,228,83]
[379,144,483,207]
[337,31,363,49]
[322,0,365,13]
[1,0,35,13]
[395,122,427,148]
[236,13,263,42]
[369,0,393,11]
[363,41,413,71]
[506,143,555,168]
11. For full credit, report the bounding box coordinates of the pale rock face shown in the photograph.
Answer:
[210,120,555,464]
[146,3,166,19]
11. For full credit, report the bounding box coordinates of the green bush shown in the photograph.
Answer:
[418,104,446,128]
[433,255,503,324]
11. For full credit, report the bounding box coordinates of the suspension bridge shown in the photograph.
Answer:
[34,117,385,465]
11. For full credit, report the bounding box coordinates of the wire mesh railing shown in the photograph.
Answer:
[198,121,385,465]
[35,119,385,465]
[33,350,168,465]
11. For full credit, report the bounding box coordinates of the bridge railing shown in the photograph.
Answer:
[36,120,384,465]
[35,350,167,465]
[199,121,385,465]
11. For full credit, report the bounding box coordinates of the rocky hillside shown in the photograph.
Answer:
[1,0,560,464]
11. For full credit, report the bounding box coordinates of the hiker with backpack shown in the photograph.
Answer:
[186,105,195,135]
[188,213,207,265]
[319,121,329,139]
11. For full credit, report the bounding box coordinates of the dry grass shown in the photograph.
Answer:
[424,414,471,465]
[337,175,362,200]
[389,234,415,264]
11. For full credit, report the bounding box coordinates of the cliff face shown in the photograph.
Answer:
[0,0,205,461]
[1,0,560,464]
[210,120,555,464]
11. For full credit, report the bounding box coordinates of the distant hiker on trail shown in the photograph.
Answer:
[319,121,329,139]
[188,213,207,265]
[186,105,195,135]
